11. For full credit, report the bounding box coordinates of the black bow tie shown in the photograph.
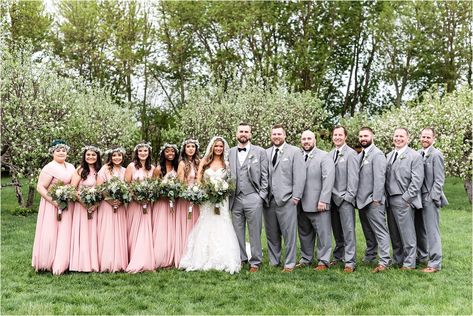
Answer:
[238,148,247,152]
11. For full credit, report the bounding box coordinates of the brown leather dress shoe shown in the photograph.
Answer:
[314,264,328,271]
[400,266,416,271]
[249,266,259,273]
[421,267,439,273]
[371,265,386,273]
[343,266,354,273]
[281,267,294,272]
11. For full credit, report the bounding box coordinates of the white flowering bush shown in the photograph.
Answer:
[1,46,139,208]
[161,86,328,148]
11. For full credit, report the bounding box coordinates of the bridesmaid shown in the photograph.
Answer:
[125,142,155,273]
[152,143,179,268]
[32,140,75,275]
[96,147,128,272]
[69,145,102,272]
[175,138,201,267]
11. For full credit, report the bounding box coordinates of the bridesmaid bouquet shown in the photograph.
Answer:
[159,176,183,213]
[48,182,78,221]
[202,175,234,215]
[179,184,207,219]
[79,186,103,219]
[130,180,155,214]
[97,177,132,213]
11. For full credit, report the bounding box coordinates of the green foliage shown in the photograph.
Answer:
[162,86,328,149]
[341,86,472,179]
[11,206,36,217]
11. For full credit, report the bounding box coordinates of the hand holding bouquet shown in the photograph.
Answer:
[159,176,183,213]
[97,177,132,212]
[48,182,78,221]
[130,180,154,214]
[179,184,208,219]
[79,186,103,219]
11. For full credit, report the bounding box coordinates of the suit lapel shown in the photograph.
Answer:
[230,148,237,177]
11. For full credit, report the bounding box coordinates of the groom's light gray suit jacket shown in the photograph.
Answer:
[266,143,306,207]
[386,146,424,209]
[300,148,335,212]
[229,145,269,208]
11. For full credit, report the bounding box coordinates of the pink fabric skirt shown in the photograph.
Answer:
[174,199,200,267]
[97,201,128,272]
[69,202,99,272]
[32,198,74,275]
[152,199,176,268]
[126,201,155,273]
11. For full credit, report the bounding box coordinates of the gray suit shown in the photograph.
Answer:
[298,148,335,267]
[385,146,424,268]
[416,146,447,270]
[356,145,391,266]
[229,144,269,267]
[329,145,359,268]
[264,142,306,268]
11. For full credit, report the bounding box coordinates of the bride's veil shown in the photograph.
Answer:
[203,136,230,163]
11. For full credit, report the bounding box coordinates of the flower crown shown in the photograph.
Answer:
[181,138,200,149]
[134,142,152,152]
[105,147,126,156]
[160,143,179,154]
[48,140,70,154]
[81,145,102,155]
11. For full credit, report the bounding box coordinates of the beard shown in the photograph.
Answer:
[238,136,249,144]
[360,140,372,148]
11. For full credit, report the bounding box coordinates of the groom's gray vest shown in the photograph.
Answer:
[236,158,257,196]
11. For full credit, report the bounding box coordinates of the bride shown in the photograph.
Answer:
[179,136,241,274]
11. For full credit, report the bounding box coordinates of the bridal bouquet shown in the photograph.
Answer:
[130,180,155,214]
[179,184,208,219]
[48,182,78,221]
[202,172,234,215]
[159,176,183,213]
[79,186,103,219]
[97,177,132,212]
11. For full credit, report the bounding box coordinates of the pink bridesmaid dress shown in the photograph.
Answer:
[69,171,99,272]
[152,170,177,268]
[32,161,76,275]
[126,163,155,273]
[97,166,128,272]
[174,165,200,267]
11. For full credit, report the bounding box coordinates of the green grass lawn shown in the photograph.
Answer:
[1,177,471,314]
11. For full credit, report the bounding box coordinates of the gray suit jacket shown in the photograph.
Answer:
[419,146,448,207]
[300,148,335,212]
[329,145,359,207]
[229,144,269,207]
[356,145,387,209]
[386,146,424,209]
[266,143,306,207]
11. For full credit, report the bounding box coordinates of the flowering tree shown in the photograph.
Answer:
[162,86,328,149]
[1,46,139,208]
[341,86,473,201]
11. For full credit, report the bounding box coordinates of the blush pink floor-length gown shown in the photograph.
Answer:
[126,163,155,273]
[97,166,128,272]
[32,160,75,275]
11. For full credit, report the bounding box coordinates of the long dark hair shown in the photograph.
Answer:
[159,146,179,177]
[80,149,102,180]
[133,145,152,171]
[179,140,200,179]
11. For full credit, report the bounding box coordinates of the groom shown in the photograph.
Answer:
[229,122,269,272]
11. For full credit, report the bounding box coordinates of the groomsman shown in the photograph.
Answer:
[356,127,391,272]
[264,124,306,272]
[385,128,424,270]
[229,123,269,272]
[417,127,447,273]
[329,126,359,273]
[296,130,335,271]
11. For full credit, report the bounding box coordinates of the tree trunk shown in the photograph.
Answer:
[26,185,36,209]
[11,175,24,207]
[464,178,472,204]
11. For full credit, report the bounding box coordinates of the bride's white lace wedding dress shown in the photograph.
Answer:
[179,168,241,274]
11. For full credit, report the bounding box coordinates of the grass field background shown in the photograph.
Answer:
[1,177,471,314]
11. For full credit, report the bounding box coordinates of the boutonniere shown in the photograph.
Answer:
[307,153,314,160]
[399,155,407,160]
[279,148,284,155]
[248,154,254,160]
[339,152,344,158]
[424,154,430,159]
[363,159,370,165]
